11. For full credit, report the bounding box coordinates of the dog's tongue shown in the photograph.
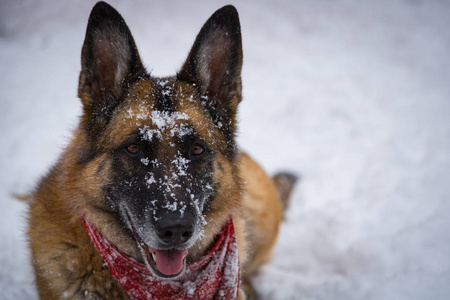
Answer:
[152,248,188,276]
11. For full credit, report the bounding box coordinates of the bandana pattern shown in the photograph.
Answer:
[82,217,240,300]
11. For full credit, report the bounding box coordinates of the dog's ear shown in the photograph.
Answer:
[78,2,145,127]
[178,5,243,134]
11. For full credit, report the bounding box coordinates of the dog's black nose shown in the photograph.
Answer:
[154,213,194,246]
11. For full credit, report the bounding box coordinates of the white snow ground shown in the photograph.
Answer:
[1,0,450,299]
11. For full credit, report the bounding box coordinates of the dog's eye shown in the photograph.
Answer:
[126,143,140,155]
[191,144,205,156]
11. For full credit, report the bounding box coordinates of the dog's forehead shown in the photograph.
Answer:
[106,79,216,146]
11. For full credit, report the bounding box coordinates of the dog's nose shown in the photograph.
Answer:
[154,213,194,246]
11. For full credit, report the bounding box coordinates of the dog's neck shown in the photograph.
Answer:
[81,216,240,300]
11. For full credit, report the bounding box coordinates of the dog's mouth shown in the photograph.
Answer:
[144,245,188,278]
[122,206,188,279]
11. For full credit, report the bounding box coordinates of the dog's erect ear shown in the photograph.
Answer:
[178,5,243,132]
[79,2,145,122]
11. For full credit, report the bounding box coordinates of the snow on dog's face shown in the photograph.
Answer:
[104,79,222,278]
[76,3,243,278]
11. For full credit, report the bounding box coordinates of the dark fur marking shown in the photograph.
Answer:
[75,144,97,166]
[152,78,176,113]
[50,255,63,261]
[96,161,105,175]
[62,241,79,250]
[91,203,116,215]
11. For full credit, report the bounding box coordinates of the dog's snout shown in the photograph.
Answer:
[154,213,195,246]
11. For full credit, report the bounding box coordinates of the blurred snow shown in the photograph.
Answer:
[1,0,450,299]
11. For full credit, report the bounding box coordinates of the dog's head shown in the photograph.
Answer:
[72,2,243,279]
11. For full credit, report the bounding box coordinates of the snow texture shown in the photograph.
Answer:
[1,0,450,299]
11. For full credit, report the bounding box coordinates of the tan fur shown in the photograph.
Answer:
[238,153,283,274]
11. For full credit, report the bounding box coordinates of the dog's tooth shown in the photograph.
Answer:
[152,252,157,261]
[183,251,188,259]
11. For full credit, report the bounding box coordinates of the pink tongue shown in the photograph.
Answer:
[153,249,188,276]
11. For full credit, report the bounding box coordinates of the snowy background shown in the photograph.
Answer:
[1,0,450,299]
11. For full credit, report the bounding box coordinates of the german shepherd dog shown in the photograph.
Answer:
[28,2,296,299]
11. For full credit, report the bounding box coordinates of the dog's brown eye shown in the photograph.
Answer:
[191,144,205,156]
[126,144,140,155]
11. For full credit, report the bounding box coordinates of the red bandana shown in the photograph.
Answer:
[81,217,240,300]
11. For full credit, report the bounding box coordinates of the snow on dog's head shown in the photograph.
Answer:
[74,2,243,280]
